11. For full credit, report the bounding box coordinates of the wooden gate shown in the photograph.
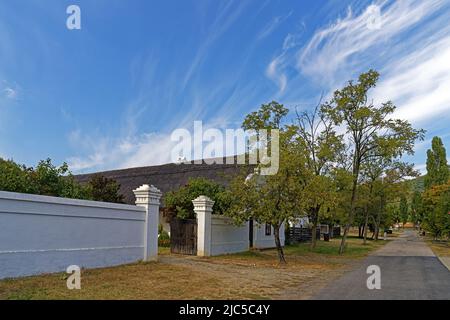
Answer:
[170,218,197,255]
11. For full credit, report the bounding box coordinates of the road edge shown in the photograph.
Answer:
[437,256,450,271]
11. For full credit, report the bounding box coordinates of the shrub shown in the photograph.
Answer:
[164,177,229,219]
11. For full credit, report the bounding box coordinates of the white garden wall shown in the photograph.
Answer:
[211,216,249,256]
[0,185,161,280]
[192,195,285,256]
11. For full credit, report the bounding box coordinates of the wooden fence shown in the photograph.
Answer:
[287,227,321,244]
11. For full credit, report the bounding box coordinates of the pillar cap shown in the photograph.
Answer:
[192,195,215,211]
[133,184,162,205]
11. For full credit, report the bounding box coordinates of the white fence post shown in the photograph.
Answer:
[133,184,162,262]
[192,195,214,257]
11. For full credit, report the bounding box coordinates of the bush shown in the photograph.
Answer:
[158,227,171,247]
[0,157,124,203]
[164,177,229,219]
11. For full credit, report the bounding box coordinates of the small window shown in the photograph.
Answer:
[265,224,272,236]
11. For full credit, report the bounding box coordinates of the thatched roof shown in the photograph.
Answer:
[75,156,251,205]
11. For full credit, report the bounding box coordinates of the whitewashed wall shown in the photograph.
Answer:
[0,185,160,280]
[193,195,285,256]
[253,223,285,249]
[211,216,249,256]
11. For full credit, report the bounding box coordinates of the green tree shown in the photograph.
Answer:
[294,103,343,249]
[225,101,306,263]
[425,137,449,189]
[87,174,125,203]
[321,70,425,254]
[225,131,305,264]
[411,191,423,226]
[371,163,418,239]
[399,194,409,227]
[164,177,228,219]
[31,158,88,199]
[422,180,450,239]
[0,158,36,194]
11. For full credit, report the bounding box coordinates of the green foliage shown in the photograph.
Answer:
[399,194,409,225]
[0,158,35,194]
[422,180,450,239]
[0,157,88,199]
[86,174,124,203]
[164,177,228,218]
[410,191,423,225]
[242,101,288,131]
[320,70,424,253]
[293,104,344,248]
[425,136,449,189]
[0,157,124,203]
[158,225,171,247]
[226,103,306,263]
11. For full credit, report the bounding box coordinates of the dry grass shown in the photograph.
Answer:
[425,238,450,257]
[0,236,386,300]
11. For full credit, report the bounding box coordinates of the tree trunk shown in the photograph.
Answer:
[310,207,320,250]
[274,224,286,264]
[375,195,384,241]
[339,173,358,254]
[363,184,373,245]
[374,219,379,241]
[363,211,369,245]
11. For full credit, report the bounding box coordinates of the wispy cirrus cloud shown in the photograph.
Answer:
[182,0,250,89]
[297,0,445,87]
[266,0,450,127]
[373,36,450,124]
[257,11,293,40]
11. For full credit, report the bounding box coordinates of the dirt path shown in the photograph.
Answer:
[159,253,359,300]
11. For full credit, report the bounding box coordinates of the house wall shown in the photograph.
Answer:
[0,188,158,280]
[210,216,249,256]
[253,223,285,249]
[193,195,285,256]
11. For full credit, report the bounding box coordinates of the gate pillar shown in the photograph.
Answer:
[192,195,214,257]
[134,184,162,262]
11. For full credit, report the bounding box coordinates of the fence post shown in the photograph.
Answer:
[133,184,162,262]
[192,195,214,257]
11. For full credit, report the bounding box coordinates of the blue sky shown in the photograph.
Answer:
[1,0,450,174]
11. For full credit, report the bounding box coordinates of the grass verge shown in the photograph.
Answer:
[0,236,387,300]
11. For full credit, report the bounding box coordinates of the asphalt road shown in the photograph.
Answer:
[314,230,450,300]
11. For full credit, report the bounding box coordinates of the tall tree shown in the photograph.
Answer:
[225,101,306,263]
[425,137,449,189]
[399,194,409,227]
[294,103,343,249]
[422,180,450,239]
[321,70,425,254]
[225,129,306,264]
[411,191,423,227]
[371,162,418,239]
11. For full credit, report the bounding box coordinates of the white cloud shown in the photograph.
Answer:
[1,81,20,100]
[297,0,445,87]
[266,56,287,93]
[373,36,450,123]
[258,11,293,40]
[3,87,17,99]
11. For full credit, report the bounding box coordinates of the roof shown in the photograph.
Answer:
[75,156,250,205]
